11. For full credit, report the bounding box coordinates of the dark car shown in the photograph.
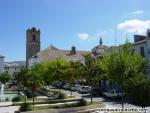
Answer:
[92,87,107,96]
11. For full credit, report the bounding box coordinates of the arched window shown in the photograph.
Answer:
[32,35,36,42]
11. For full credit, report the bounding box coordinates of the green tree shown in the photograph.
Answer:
[0,72,10,84]
[126,73,150,108]
[27,64,45,108]
[13,68,29,102]
[99,43,147,108]
[64,61,83,97]
[82,54,101,103]
[42,58,69,90]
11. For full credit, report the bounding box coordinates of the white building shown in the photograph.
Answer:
[4,63,24,75]
[0,55,5,73]
[132,29,150,77]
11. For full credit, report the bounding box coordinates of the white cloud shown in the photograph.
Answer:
[78,33,89,40]
[131,10,144,15]
[117,19,150,34]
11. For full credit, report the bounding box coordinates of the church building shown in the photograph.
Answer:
[26,27,89,68]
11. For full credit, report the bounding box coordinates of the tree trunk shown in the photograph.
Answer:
[121,85,124,111]
[59,84,61,94]
[32,91,35,108]
[70,83,72,97]
[25,94,27,104]
[90,83,93,104]
[17,84,19,97]
[82,86,84,98]
[90,91,93,104]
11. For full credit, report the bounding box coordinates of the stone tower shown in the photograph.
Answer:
[26,27,40,68]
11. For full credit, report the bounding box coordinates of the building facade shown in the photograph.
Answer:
[26,27,40,68]
[132,29,150,77]
[26,27,89,68]
[0,55,5,73]
[28,45,89,68]
[4,63,24,75]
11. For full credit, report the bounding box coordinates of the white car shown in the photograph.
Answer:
[63,83,70,90]
[79,86,91,93]
[70,85,76,91]
[103,89,125,99]
[75,84,81,91]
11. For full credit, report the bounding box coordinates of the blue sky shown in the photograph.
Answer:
[0,0,150,61]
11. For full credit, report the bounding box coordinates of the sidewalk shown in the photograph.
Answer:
[0,101,19,113]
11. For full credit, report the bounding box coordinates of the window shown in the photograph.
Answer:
[32,35,36,42]
[140,46,145,57]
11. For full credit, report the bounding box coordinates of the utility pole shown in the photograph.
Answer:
[115,29,117,47]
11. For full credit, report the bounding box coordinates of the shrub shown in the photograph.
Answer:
[5,97,9,101]
[126,76,150,107]
[12,97,22,102]
[57,92,66,99]
[19,103,33,111]
[77,99,87,106]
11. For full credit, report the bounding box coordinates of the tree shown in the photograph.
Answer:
[0,72,10,84]
[42,58,69,89]
[64,61,83,97]
[99,43,147,108]
[82,54,101,103]
[13,68,29,102]
[126,73,150,109]
[27,64,45,108]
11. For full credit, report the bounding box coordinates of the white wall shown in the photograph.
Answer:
[5,67,21,75]
[133,38,150,77]
[28,57,40,68]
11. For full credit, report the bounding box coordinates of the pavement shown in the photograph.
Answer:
[0,101,19,113]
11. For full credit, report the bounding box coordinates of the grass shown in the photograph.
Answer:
[33,101,104,111]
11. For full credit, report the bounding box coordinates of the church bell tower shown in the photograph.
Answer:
[26,27,40,68]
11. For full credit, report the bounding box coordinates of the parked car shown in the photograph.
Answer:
[103,89,126,99]
[52,81,63,88]
[92,87,108,96]
[75,84,81,91]
[79,86,91,93]
[63,83,70,90]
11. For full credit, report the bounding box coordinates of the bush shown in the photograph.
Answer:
[126,76,150,107]
[57,92,66,99]
[5,97,9,101]
[19,103,33,111]
[12,97,22,102]
[77,99,87,106]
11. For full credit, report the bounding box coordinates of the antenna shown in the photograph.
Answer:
[126,32,129,42]
[115,28,117,46]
